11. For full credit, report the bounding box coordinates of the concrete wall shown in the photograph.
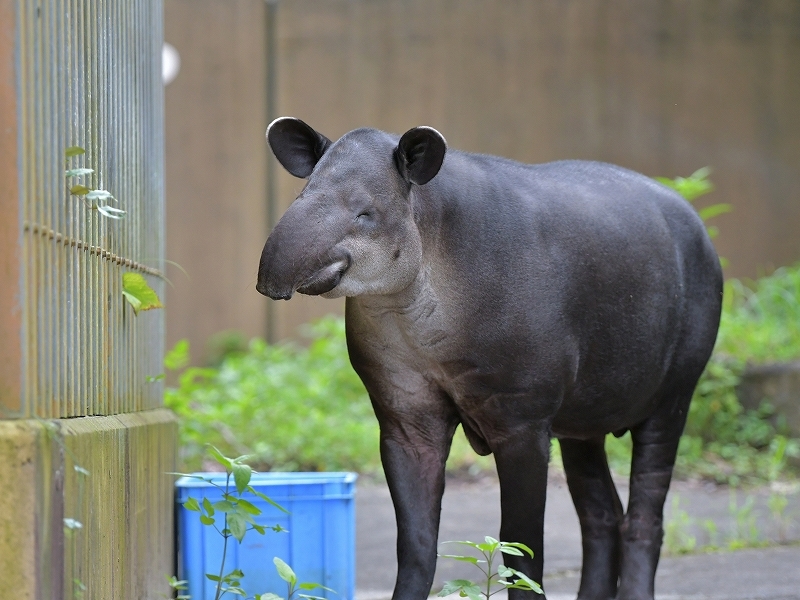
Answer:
[0,410,177,600]
[165,0,800,350]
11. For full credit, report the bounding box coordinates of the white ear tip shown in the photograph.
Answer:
[266,116,296,139]
[416,126,446,147]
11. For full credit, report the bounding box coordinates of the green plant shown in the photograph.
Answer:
[64,146,126,219]
[767,492,790,543]
[701,519,719,549]
[654,167,731,240]
[437,537,543,599]
[663,496,696,555]
[177,446,289,600]
[727,491,759,549]
[166,318,380,473]
[176,446,333,600]
[259,558,332,600]
[164,575,190,600]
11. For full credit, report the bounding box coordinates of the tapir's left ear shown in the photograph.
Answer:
[267,117,332,178]
[394,126,447,186]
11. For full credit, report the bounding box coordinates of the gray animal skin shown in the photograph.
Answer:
[257,118,723,600]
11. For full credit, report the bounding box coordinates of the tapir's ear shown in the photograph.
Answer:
[267,117,332,178]
[394,126,447,186]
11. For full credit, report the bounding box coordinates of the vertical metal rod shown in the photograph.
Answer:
[265,0,278,343]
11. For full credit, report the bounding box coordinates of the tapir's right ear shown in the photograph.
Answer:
[267,117,332,178]
[394,126,447,186]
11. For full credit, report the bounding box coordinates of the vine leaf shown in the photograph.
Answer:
[70,184,91,196]
[65,146,86,158]
[122,273,163,314]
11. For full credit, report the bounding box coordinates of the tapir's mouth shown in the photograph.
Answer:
[296,258,350,296]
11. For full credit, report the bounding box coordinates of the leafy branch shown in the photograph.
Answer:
[655,167,731,239]
[438,536,543,599]
[64,146,126,219]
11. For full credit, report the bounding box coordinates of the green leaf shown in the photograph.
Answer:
[183,497,201,512]
[70,184,91,196]
[438,579,482,600]
[698,203,732,221]
[203,497,215,517]
[249,487,289,513]
[252,523,266,535]
[499,568,543,595]
[228,512,247,542]
[65,146,86,157]
[145,373,165,383]
[438,554,481,564]
[222,587,247,597]
[501,542,534,558]
[122,273,163,315]
[233,463,252,494]
[65,168,94,178]
[440,540,483,551]
[298,582,334,592]
[205,574,222,582]
[207,444,234,470]
[236,497,261,515]
[497,546,523,556]
[213,500,235,513]
[200,514,215,526]
[273,557,297,586]
[164,339,190,370]
[477,535,499,553]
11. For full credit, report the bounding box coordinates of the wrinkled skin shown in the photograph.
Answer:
[257,118,723,600]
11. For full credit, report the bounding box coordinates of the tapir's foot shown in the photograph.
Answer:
[614,508,664,600]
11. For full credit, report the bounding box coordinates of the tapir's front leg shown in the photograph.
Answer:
[492,422,551,599]
[371,388,460,600]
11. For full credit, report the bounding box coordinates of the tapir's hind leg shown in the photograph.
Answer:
[559,437,623,600]
[616,391,693,600]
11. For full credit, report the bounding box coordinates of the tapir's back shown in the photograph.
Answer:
[419,154,723,437]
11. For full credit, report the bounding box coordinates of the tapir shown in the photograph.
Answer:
[256,117,723,600]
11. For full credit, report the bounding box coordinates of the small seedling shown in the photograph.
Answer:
[256,557,333,600]
[727,490,759,549]
[437,536,543,599]
[164,575,191,600]
[702,519,719,549]
[663,495,697,555]
[767,492,790,543]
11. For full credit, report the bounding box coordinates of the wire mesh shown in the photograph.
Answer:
[16,0,165,418]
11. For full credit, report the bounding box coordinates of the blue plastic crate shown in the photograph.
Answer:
[176,472,357,600]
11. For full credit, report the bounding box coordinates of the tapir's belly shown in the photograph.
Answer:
[421,325,673,444]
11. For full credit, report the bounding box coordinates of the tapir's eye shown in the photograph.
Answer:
[356,210,373,221]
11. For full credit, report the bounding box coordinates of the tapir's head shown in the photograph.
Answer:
[256,117,446,300]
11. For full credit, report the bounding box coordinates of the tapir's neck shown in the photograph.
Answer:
[352,262,438,317]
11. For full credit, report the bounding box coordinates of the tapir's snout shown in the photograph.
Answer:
[256,202,351,300]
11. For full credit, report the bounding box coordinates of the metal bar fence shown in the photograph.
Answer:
[15,0,165,418]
